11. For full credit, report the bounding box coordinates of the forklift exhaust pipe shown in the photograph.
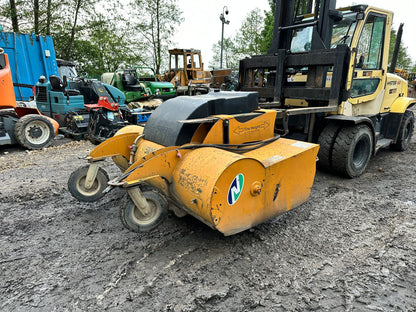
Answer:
[389,23,403,73]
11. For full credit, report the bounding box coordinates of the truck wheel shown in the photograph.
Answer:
[331,124,373,178]
[14,114,54,150]
[317,123,340,171]
[68,165,109,202]
[119,190,168,232]
[390,110,414,151]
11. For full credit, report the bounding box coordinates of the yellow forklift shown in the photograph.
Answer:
[239,0,415,178]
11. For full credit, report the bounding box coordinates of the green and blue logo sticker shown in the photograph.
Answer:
[227,173,244,205]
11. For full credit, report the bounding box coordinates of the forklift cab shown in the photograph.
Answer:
[288,5,394,115]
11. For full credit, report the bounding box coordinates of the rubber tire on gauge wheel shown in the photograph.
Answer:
[317,122,340,171]
[68,165,109,202]
[14,114,55,150]
[331,124,373,178]
[390,110,414,151]
[119,190,168,232]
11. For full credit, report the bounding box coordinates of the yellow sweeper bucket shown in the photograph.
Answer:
[68,92,319,235]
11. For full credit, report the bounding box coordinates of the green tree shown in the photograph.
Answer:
[131,0,183,74]
[0,0,185,76]
[9,0,19,32]
[0,0,62,35]
[71,13,145,76]
[234,8,265,59]
[63,0,97,60]
[209,37,238,69]
[259,0,274,53]
[388,28,413,71]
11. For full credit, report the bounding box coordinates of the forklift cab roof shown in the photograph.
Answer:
[169,48,201,55]
[290,5,391,54]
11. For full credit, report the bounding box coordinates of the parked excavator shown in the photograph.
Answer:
[0,49,58,149]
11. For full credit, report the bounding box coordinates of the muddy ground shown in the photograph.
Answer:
[1,119,415,312]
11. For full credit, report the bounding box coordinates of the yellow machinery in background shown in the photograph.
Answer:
[68,92,319,235]
[163,48,212,95]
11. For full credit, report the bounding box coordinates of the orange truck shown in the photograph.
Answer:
[0,48,58,149]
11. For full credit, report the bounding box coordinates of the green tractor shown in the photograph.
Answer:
[102,66,176,103]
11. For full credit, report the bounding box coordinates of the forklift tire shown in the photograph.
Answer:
[14,114,55,150]
[390,110,414,151]
[331,124,373,178]
[119,190,168,232]
[68,165,109,202]
[317,123,340,171]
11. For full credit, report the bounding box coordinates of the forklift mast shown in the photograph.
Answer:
[239,0,350,109]
[269,0,338,53]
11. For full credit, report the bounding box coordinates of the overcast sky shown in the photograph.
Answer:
[173,0,416,68]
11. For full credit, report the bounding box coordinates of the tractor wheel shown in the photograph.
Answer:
[317,122,340,171]
[331,124,373,178]
[119,189,168,232]
[68,165,109,202]
[14,114,54,150]
[390,110,414,151]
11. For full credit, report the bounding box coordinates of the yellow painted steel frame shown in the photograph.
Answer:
[191,110,277,145]
[390,97,416,114]
[84,111,319,235]
[120,138,318,235]
[87,125,144,171]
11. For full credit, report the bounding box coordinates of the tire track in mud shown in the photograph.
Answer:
[0,132,415,311]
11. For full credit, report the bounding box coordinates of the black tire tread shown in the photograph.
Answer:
[390,110,414,151]
[332,124,372,178]
[317,123,340,171]
[68,165,109,202]
[119,187,168,232]
[14,114,54,150]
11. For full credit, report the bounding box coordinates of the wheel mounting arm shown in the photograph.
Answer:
[127,186,152,216]
[85,163,100,189]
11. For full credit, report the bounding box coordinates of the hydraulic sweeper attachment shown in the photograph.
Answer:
[68,92,319,235]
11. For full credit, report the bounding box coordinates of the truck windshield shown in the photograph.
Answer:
[290,11,357,53]
[136,67,157,81]
[58,65,78,79]
[331,12,357,48]
[170,54,184,71]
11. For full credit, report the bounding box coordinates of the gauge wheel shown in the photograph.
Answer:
[14,114,54,150]
[68,165,109,202]
[119,190,168,232]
